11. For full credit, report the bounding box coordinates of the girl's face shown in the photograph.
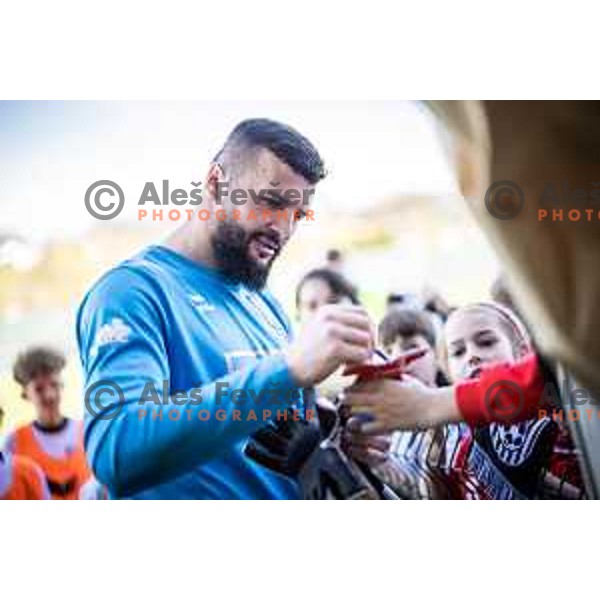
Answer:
[445,309,516,383]
[385,334,437,387]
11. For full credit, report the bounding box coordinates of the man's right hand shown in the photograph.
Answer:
[285,305,374,388]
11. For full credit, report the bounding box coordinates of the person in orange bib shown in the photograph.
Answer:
[4,346,90,500]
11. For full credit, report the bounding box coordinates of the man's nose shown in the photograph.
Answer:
[264,213,292,240]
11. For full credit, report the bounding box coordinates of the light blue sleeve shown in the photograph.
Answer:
[76,267,299,497]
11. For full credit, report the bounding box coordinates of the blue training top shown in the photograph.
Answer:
[76,245,302,499]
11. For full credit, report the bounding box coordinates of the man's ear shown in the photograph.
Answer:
[204,162,225,210]
[21,389,29,401]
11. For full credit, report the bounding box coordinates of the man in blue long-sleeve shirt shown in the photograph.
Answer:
[76,119,376,498]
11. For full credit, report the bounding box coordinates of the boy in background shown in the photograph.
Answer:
[4,347,90,499]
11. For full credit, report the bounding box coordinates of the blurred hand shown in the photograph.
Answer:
[342,376,458,434]
[315,366,357,400]
[286,305,375,388]
[342,416,391,467]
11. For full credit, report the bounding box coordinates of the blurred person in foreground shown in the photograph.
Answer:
[77,119,381,499]
[425,102,600,495]
[3,347,89,499]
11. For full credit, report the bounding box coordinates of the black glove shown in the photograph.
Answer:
[244,409,322,478]
[245,401,397,499]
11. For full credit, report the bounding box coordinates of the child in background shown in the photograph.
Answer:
[374,309,466,499]
[294,268,391,482]
[4,347,90,500]
[445,302,584,499]
[295,268,359,325]
[296,268,362,401]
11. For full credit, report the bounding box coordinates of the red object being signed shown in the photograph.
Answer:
[342,348,428,382]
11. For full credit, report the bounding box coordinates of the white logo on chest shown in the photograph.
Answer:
[189,293,216,313]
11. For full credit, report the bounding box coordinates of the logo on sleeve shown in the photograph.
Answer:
[90,318,132,357]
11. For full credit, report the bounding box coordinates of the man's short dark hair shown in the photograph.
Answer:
[216,118,326,185]
[379,309,437,349]
[13,346,66,386]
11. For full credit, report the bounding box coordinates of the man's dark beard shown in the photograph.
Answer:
[210,221,276,290]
